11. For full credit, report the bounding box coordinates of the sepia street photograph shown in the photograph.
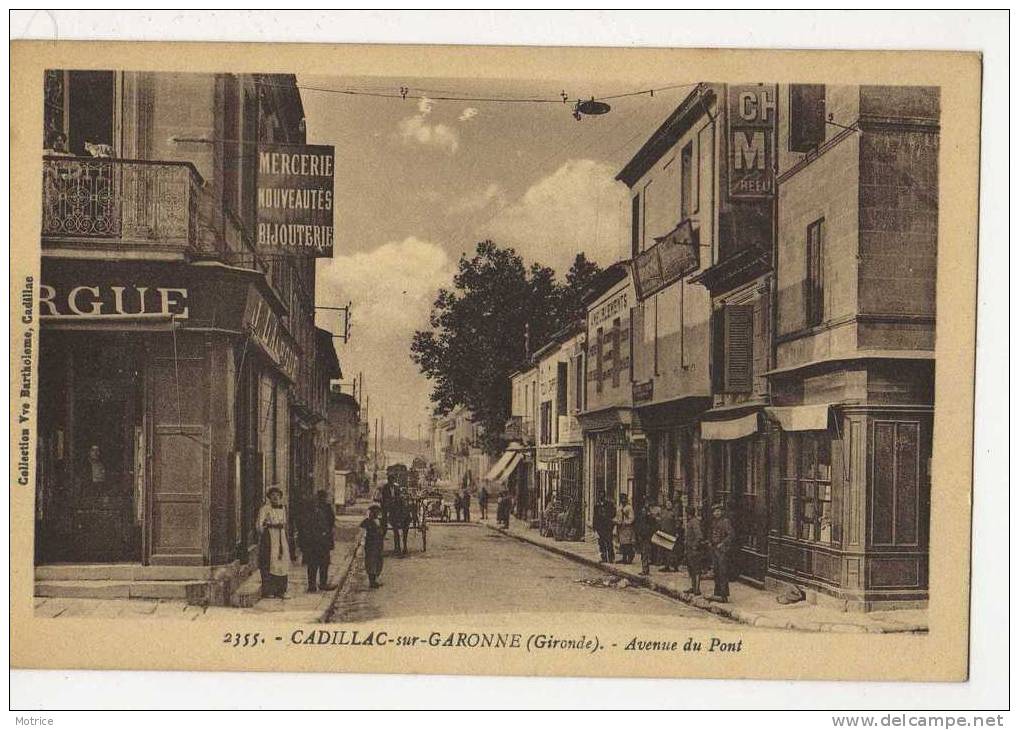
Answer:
[9,13,1000,710]
[29,70,939,633]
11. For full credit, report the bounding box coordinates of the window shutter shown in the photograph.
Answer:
[789,84,826,152]
[711,308,725,392]
[723,305,754,393]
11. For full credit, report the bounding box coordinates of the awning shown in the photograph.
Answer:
[484,450,515,481]
[765,405,831,432]
[700,412,759,441]
[491,452,523,484]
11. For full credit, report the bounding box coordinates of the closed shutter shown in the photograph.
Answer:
[789,84,826,152]
[723,305,754,393]
[711,309,725,392]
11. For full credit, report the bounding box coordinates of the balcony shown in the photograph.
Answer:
[42,156,203,256]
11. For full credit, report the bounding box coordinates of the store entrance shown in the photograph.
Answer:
[37,334,144,564]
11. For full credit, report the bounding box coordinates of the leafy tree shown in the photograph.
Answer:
[411,241,601,455]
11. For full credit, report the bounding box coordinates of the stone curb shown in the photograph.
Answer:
[487,523,927,634]
[319,536,363,624]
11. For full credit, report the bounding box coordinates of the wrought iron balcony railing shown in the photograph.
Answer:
[42,156,202,252]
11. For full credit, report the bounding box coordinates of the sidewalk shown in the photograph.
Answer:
[34,502,370,623]
[485,517,928,634]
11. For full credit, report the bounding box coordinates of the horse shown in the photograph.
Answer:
[388,493,412,555]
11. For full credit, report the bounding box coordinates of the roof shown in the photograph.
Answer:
[531,319,585,361]
[582,260,632,306]
[616,83,717,188]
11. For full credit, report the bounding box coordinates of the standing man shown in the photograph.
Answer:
[636,502,658,576]
[360,504,385,589]
[683,506,705,596]
[379,475,396,538]
[658,498,682,573]
[478,485,489,520]
[461,486,472,522]
[615,493,636,564]
[593,497,616,563]
[708,503,734,603]
[298,490,336,593]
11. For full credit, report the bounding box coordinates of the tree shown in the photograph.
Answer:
[411,241,601,455]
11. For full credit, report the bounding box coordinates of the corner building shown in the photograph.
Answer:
[34,71,336,603]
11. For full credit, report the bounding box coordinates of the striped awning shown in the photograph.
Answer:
[484,450,515,481]
[490,452,523,484]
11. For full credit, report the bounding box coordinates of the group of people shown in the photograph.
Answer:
[592,494,735,603]
[256,487,337,600]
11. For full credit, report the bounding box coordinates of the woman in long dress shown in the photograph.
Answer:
[258,486,291,599]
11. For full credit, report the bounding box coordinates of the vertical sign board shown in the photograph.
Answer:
[727,84,777,199]
[257,143,335,257]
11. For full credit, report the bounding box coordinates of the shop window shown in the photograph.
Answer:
[871,421,921,546]
[806,218,825,327]
[789,84,826,153]
[781,431,833,544]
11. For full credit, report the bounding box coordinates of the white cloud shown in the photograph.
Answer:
[316,237,454,435]
[318,237,454,339]
[395,95,460,154]
[446,183,507,215]
[481,159,629,272]
[397,115,460,154]
[458,107,478,122]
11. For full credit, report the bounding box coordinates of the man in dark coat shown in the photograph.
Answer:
[683,505,706,595]
[461,487,472,522]
[636,503,658,576]
[478,486,489,520]
[708,503,735,602]
[360,504,385,588]
[299,490,336,593]
[658,498,683,572]
[388,489,411,555]
[593,497,616,563]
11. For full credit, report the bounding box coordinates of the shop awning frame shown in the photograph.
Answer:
[489,452,523,484]
[484,450,516,481]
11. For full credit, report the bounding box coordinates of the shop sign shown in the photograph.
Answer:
[634,220,700,300]
[245,295,299,382]
[257,143,335,257]
[632,379,654,403]
[727,84,777,199]
[589,287,630,328]
[38,282,190,319]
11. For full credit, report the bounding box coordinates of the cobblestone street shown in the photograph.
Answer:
[329,518,736,631]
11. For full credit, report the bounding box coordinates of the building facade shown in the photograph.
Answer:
[503,367,538,519]
[532,322,586,539]
[34,71,333,603]
[434,405,492,491]
[578,263,641,529]
[765,84,938,609]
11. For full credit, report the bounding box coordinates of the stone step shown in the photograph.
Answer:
[35,579,212,602]
[35,564,215,582]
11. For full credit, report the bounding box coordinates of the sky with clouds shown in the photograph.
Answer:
[301,75,697,444]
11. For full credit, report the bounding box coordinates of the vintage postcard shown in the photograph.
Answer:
[9,40,980,682]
